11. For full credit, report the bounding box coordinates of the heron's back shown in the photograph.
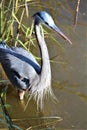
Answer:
[0,41,41,90]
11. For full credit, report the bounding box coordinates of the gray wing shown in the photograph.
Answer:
[0,47,41,90]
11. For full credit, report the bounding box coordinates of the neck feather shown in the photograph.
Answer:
[35,25,51,84]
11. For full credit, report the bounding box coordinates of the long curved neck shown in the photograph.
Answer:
[35,25,51,84]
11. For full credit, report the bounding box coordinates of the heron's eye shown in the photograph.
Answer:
[44,21,49,26]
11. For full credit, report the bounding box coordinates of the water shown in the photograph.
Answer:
[0,0,87,129]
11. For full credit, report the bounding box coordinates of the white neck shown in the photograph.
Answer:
[30,24,54,109]
[35,25,51,86]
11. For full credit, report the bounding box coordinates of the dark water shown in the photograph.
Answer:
[0,0,87,129]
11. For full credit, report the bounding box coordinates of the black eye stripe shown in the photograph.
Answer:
[44,22,48,25]
[33,12,51,27]
[37,14,44,21]
[37,14,49,25]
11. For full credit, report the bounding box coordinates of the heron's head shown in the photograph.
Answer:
[33,11,72,44]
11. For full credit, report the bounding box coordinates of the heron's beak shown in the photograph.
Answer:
[52,25,72,44]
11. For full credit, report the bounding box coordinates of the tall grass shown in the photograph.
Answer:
[0,0,34,129]
[0,0,34,50]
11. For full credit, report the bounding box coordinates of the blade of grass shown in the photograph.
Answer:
[0,95,15,130]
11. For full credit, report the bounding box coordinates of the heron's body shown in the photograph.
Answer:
[0,11,72,108]
[0,45,40,90]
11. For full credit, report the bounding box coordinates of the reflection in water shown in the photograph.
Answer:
[0,0,87,130]
[53,80,87,103]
